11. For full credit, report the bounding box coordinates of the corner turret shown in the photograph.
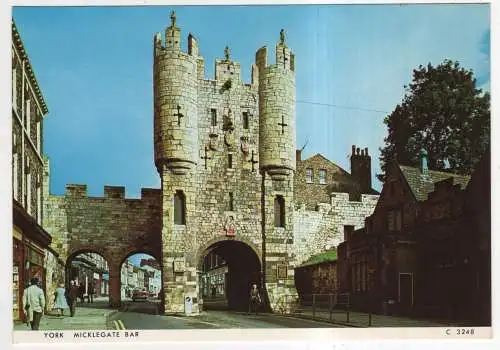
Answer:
[153,11,199,175]
[257,30,296,180]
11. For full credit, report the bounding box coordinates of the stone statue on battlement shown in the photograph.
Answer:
[170,11,176,27]
[280,29,286,45]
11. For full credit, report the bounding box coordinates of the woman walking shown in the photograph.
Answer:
[53,283,69,316]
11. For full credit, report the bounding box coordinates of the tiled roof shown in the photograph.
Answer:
[399,165,470,201]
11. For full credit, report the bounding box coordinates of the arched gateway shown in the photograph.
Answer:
[43,14,298,315]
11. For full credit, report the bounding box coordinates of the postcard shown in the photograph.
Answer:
[8,1,493,348]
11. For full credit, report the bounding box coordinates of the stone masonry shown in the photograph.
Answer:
[43,14,377,315]
[293,193,379,266]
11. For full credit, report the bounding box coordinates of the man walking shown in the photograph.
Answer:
[248,284,261,315]
[87,281,95,303]
[22,277,45,330]
[66,280,79,317]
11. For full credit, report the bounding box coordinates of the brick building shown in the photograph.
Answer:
[417,150,490,324]
[336,150,479,318]
[295,146,378,210]
[11,21,65,321]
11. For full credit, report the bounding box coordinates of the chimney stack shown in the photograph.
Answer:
[350,144,372,194]
[296,149,302,162]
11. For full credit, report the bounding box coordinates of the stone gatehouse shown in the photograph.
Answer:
[43,13,378,315]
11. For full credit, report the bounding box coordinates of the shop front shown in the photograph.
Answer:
[13,200,52,321]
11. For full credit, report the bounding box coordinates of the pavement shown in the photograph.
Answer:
[13,297,468,330]
[290,306,471,327]
[13,298,116,331]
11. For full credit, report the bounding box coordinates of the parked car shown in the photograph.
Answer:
[132,289,148,301]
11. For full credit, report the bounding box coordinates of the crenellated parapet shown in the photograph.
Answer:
[63,184,161,203]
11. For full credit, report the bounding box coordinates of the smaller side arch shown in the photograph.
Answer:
[117,249,162,270]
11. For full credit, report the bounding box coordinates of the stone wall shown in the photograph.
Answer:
[293,192,379,266]
[43,250,65,312]
[43,172,162,307]
[295,261,338,295]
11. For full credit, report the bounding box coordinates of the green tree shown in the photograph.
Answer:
[378,60,490,181]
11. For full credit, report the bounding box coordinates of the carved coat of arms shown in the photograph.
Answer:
[224,216,236,237]
[240,136,249,154]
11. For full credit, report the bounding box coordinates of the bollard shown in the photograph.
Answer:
[368,311,372,327]
[312,294,316,318]
[346,310,350,323]
[329,294,333,321]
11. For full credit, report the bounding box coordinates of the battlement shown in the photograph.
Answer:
[330,192,379,205]
[64,184,161,201]
[104,186,125,199]
[154,12,262,87]
[255,37,295,72]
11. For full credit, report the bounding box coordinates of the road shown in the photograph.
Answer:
[111,301,344,329]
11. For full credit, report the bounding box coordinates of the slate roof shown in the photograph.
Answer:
[398,165,470,201]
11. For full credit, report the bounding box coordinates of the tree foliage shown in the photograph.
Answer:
[378,60,490,181]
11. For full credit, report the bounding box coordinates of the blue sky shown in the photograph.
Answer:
[12,4,490,196]
[127,253,155,267]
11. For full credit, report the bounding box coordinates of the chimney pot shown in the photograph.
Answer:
[352,145,356,155]
[420,148,428,174]
[365,147,368,156]
[356,147,360,155]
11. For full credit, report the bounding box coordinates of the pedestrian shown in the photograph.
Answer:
[22,277,45,330]
[78,282,85,303]
[53,283,69,316]
[248,284,261,315]
[65,280,79,317]
[87,281,95,303]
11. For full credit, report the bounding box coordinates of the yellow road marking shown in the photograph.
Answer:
[168,315,219,327]
[113,320,120,330]
[117,319,126,330]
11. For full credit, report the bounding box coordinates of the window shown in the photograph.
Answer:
[12,68,17,111]
[242,112,249,129]
[37,183,42,224]
[306,168,313,183]
[228,154,233,169]
[211,109,217,126]
[13,151,18,201]
[388,209,402,232]
[319,169,326,184]
[26,172,31,214]
[26,99,31,134]
[228,192,234,211]
[274,196,285,228]
[173,190,186,225]
[36,120,41,152]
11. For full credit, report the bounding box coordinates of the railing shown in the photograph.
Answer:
[282,292,374,327]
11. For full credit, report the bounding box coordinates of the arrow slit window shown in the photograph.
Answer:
[274,195,285,228]
[174,190,186,225]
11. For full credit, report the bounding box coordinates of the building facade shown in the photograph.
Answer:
[69,252,109,297]
[11,21,65,321]
[336,151,474,317]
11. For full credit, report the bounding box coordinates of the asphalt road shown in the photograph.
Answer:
[111,301,343,329]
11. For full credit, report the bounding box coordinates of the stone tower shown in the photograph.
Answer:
[154,11,199,175]
[154,13,297,315]
[256,30,297,310]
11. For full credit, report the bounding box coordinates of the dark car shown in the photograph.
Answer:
[132,289,148,301]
